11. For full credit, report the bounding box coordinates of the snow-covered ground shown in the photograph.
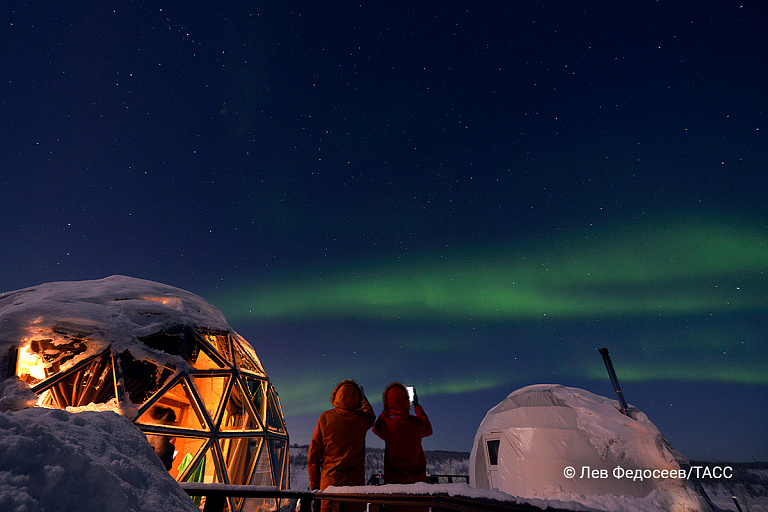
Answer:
[0,404,198,512]
[290,446,768,512]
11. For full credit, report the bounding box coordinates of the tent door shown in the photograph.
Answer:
[484,434,502,490]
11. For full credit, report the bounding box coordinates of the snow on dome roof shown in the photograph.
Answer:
[0,275,231,373]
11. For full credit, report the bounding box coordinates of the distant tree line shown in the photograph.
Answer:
[289,445,469,482]
[691,461,768,498]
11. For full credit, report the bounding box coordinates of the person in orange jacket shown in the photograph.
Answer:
[308,379,375,512]
[372,382,433,485]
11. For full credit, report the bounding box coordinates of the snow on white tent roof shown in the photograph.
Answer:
[469,384,711,512]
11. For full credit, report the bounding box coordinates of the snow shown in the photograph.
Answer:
[323,482,597,510]
[0,377,38,413]
[0,275,232,376]
[321,482,687,512]
[0,407,199,512]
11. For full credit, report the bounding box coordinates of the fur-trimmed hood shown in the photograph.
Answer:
[382,382,410,416]
[331,379,363,410]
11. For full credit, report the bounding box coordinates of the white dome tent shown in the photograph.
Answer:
[469,384,711,512]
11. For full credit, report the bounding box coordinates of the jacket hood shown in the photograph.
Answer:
[331,379,363,410]
[383,382,410,415]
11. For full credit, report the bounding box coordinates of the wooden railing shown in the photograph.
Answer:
[179,483,576,512]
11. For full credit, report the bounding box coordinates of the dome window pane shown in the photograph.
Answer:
[220,437,263,487]
[266,386,286,433]
[220,379,263,432]
[16,337,89,385]
[118,351,175,405]
[136,377,209,432]
[187,332,229,370]
[268,438,288,488]
[138,328,185,357]
[36,351,115,408]
[241,376,267,423]
[231,335,265,376]
[200,330,233,363]
[190,373,231,428]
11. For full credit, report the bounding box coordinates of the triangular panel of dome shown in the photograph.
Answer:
[37,351,115,408]
[117,351,175,405]
[16,336,90,386]
[166,436,208,482]
[240,375,267,423]
[187,331,230,370]
[219,378,263,432]
[180,439,226,485]
[220,437,263,487]
[240,496,278,512]
[231,334,265,376]
[189,373,231,428]
[199,329,233,364]
[248,440,273,486]
[139,328,185,357]
[266,386,286,433]
[135,376,209,432]
[240,443,278,512]
[268,438,288,488]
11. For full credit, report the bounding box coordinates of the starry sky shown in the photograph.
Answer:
[2,1,766,461]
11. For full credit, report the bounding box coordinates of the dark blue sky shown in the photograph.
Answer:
[2,1,766,461]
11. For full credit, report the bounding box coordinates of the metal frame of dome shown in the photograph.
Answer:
[12,324,289,512]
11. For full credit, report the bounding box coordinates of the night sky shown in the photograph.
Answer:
[2,1,766,461]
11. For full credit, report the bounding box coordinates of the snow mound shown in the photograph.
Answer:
[0,407,198,512]
[0,377,39,413]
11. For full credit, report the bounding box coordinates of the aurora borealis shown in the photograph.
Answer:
[215,215,768,322]
[2,1,766,461]
[216,214,767,459]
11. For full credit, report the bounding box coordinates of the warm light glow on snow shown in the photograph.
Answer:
[17,341,47,381]
[140,296,181,307]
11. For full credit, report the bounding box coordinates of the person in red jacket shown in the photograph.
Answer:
[373,382,433,485]
[308,379,375,512]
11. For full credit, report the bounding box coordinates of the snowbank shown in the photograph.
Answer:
[0,407,198,512]
[0,377,38,413]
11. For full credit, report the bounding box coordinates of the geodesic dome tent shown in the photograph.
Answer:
[0,276,289,512]
[469,384,710,512]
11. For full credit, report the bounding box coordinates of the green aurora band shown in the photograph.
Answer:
[214,216,768,321]
[210,216,768,417]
